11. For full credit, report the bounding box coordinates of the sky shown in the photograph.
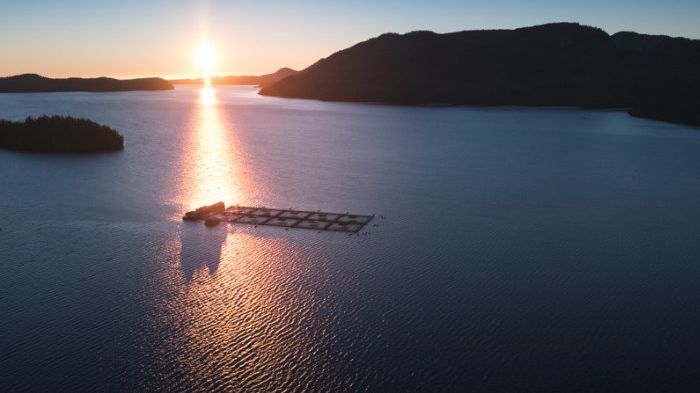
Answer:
[1,0,699,79]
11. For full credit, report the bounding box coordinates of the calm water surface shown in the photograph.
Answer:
[1,86,700,392]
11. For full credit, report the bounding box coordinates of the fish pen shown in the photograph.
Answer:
[183,202,374,233]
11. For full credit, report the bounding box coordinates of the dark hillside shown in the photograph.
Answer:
[261,23,700,126]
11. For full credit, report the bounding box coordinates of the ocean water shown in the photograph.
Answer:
[1,86,699,392]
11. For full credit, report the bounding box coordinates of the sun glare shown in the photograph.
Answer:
[195,42,217,87]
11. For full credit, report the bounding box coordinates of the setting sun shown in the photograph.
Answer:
[194,41,217,86]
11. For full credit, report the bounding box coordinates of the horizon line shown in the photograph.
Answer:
[3,21,699,80]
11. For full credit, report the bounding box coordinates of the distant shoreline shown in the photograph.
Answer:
[168,67,298,88]
[252,88,694,127]
[0,74,173,93]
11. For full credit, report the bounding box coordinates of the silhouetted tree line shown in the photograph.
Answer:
[0,115,124,153]
[260,23,700,126]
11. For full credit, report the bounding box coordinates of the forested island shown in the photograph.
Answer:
[0,116,124,153]
[0,74,173,92]
[260,23,700,126]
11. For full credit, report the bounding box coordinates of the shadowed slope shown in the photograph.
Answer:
[260,23,700,126]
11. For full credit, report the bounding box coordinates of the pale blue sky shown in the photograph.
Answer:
[1,0,698,78]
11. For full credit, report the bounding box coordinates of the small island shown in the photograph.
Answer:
[0,115,124,153]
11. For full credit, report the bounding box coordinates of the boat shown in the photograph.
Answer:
[182,211,201,221]
[204,217,221,227]
[196,201,226,214]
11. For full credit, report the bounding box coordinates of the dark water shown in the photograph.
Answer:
[1,86,699,392]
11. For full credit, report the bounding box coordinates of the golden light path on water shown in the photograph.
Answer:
[186,87,239,207]
[138,87,354,390]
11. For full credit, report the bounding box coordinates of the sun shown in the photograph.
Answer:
[195,42,217,71]
[194,42,217,86]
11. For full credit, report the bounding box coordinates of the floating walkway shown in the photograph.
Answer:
[183,202,373,233]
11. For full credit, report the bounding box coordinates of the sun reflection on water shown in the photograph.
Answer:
[198,87,217,106]
[185,87,239,208]
[140,86,354,389]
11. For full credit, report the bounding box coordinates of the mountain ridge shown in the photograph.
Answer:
[260,23,700,126]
